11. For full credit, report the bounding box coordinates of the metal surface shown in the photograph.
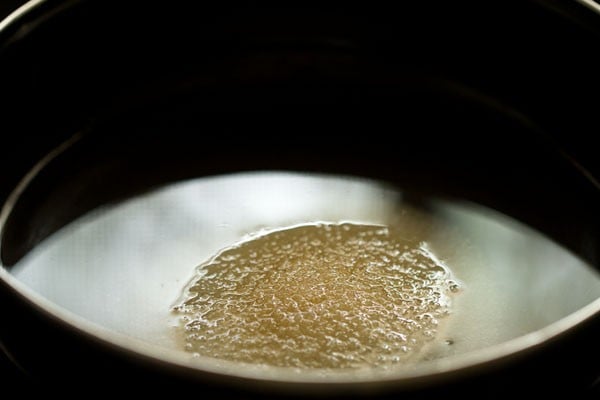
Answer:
[1,0,600,396]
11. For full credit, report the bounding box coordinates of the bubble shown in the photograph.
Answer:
[174,223,460,369]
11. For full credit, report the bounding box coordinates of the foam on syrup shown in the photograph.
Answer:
[174,222,460,369]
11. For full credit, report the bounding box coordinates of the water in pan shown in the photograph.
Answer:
[10,172,600,370]
[174,222,461,369]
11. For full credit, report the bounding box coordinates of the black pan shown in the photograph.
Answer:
[0,0,599,396]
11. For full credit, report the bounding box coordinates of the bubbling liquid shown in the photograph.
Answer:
[174,223,461,369]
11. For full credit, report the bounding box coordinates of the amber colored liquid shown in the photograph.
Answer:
[174,223,460,369]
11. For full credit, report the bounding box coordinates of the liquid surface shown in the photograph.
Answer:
[9,172,600,374]
[175,223,460,369]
